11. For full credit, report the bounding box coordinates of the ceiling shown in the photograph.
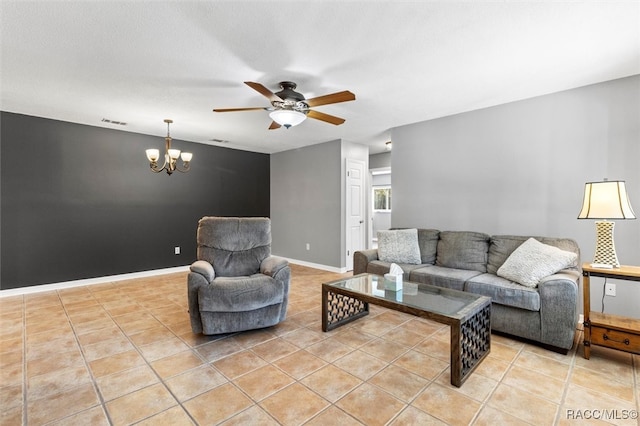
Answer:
[2,1,639,155]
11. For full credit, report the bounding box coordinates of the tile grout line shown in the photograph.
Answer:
[553,330,580,425]
[469,339,520,425]
[196,316,342,424]
[357,319,441,423]
[303,315,446,425]
[193,327,309,424]
[95,282,202,426]
[59,287,114,426]
[20,295,27,426]
[12,267,637,426]
[252,325,359,426]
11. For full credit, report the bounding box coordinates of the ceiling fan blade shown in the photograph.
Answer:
[305,90,355,107]
[268,121,281,130]
[307,110,346,125]
[213,107,267,112]
[245,81,283,103]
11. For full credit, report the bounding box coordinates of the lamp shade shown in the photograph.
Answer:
[145,149,160,162]
[578,180,636,220]
[167,149,181,160]
[269,109,306,128]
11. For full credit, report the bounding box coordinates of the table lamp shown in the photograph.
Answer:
[578,179,636,268]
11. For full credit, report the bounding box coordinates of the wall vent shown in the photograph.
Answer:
[101,118,128,126]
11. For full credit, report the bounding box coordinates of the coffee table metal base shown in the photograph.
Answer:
[322,291,370,330]
[322,283,490,387]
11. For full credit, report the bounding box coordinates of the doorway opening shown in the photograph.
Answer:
[371,167,391,248]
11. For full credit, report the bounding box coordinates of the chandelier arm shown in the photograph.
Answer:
[174,162,191,173]
[149,157,170,173]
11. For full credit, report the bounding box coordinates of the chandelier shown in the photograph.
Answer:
[145,119,193,175]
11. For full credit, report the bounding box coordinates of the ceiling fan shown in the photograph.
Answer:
[213,81,355,129]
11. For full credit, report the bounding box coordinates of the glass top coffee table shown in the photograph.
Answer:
[322,273,491,387]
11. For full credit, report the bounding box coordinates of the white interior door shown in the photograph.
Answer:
[346,158,366,270]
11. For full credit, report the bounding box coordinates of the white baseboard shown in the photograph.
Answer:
[283,257,349,274]
[1,258,348,298]
[0,266,190,298]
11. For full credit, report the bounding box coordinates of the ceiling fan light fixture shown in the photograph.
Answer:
[269,109,306,129]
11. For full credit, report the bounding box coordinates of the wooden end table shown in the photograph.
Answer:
[582,263,640,359]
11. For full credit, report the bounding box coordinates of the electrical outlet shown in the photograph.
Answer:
[174,246,180,255]
[605,283,616,297]
[306,243,310,251]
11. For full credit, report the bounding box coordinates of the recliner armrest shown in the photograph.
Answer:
[261,256,289,277]
[190,260,215,282]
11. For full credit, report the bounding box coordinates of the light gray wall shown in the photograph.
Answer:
[391,75,639,317]
[270,139,368,270]
[271,140,343,267]
[370,151,391,169]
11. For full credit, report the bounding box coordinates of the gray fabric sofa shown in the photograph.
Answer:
[354,230,580,352]
[187,217,290,335]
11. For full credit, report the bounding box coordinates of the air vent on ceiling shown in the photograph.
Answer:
[101,118,128,126]
[209,138,229,144]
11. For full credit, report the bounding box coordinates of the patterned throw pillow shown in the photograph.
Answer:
[377,229,422,265]
[497,238,578,288]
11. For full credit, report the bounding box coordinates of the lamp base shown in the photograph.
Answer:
[592,220,620,268]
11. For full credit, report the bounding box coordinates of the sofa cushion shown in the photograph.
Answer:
[497,238,578,288]
[487,235,580,275]
[198,274,284,312]
[366,260,425,277]
[378,229,422,264]
[409,265,482,291]
[417,229,440,264]
[465,273,540,311]
[436,231,490,272]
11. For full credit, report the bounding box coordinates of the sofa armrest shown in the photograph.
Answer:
[190,260,215,282]
[537,270,580,350]
[261,256,289,278]
[354,249,379,275]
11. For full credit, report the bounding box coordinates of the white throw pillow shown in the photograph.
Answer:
[377,229,422,264]
[497,238,578,288]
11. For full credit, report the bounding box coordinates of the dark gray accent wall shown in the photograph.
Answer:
[1,112,269,289]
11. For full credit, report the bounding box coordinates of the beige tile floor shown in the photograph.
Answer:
[1,264,638,425]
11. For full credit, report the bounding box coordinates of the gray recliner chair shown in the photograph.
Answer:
[187,216,290,335]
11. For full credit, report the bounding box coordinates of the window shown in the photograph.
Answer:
[373,186,391,211]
